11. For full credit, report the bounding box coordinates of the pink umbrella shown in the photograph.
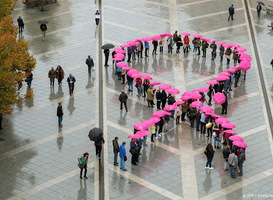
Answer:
[213,92,226,104]
[134,122,148,130]
[181,32,191,36]
[159,84,171,90]
[131,73,142,78]
[222,123,236,129]
[127,69,139,76]
[167,88,180,95]
[236,47,246,52]
[223,130,237,134]
[152,35,161,41]
[149,81,161,86]
[115,53,125,58]
[217,41,226,45]
[233,141,248,148]
[120,44,130,48]
[190,101,203,108]
[164,33,173,37]
[206,80,218,85]
[128,134,141,139]
[182,91,191,96]
[114,48,126,54]
[229,135,244,142]
[181,95,192,100]
[201,38,209,41]
[116,62,127,68]
[219,72,231,76]
[136,130,150,137]
[164,105,177,111]
[239,62,251,71]
[143,36,153,42]
[142,74,153,80]
[208,39,216,43]
[224,69,235,73]
[122,66,133,70]
[135,38,143,42]
[112,57,123,61]
[223,43,233,48]
[198,87,210,92]
[192,34,202,38]
[200,106,213,113]
[145,117,160,126]
[191,92,202,100]
[230,44,240,48]
[152,110,171,118]
[205,113,220,118]
[127,40,137,46]
[215,76,230,81]
[173,100,185,106]
[215,117,229,125]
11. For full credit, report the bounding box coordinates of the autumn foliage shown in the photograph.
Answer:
[0,0,36,114]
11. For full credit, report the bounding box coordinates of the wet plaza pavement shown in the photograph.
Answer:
[1,0,273,199]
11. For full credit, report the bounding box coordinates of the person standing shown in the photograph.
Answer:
[119,142,127,171]
[213,124,221,148]
[112,137,119,166]
[201,40,208,57]
[152,40,158,55]
[130,139,139,165]
[228,4,235,21]
[161,90,167,109]
[150,124,156,142]
[192,37,198,55]
[121,69,126,84]
[142,79,149,98]
[167,36,173,54]
[85,55,94,77]
[137,41,143,59]
[144,41,149,57]
[119,90,128,112]
[270,58,273,68]
[173,31,178,43]
[210,42,217,60]
[79,152,89,179]
[221,91,228,114]
[228,150,238,178]
[95,136,105,160]
[225,47,232,65]
[223,145,230,171]
[219,44,225,62]
[17,16,24,33]
[196,38,201,55]
[57,102,63,127]
[234,69,241,88]
[207,84,214,106]
[200,112,207,134]
[104,49,110,66]
[159,36,165,53]
[127,46,132,62]
[135,77,142,97]
[48,67,56,86]
[183,36,190,53]
[147,86,154,107]
[168,95,176,118]
[40,23,47,41]
[228,73,234,92]
[181,102,188,122]
[156,89,162,110]
[127,74,133,92]
[257,3,262,18]
[95,10,100,26]
[25,71,33,89]
[196,109,201,131]
[204,143,215,169]
[67,74,76,96]
[55,65,65,86]
[190,107,197,128]
[238,148,245,176]
[176,35,182,54]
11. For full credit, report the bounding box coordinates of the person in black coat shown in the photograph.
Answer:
[104,49,110,66]
[221,91,228,114]
[130,139,139,165]
[17,16,24,33]
[161,90,167,109]
[228,4,235,21]
[67,74,76,96]
[119,90,128,112]
[176,35,183,54]
[85,55,94,77]
[152,40,158,55]
[156,89,162,110]
[95,136,105,160]
[57,102,63,127]
[234,69,241,87]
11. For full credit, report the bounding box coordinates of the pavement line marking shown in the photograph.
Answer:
[12,87,95,116]
[108,164,182,200]
[34,38,96,58]
[200,23,246,35]
[193,124,266,156]
[0,120,95,161]
[177,0,214,7]
[7,162,95,200]
[178,8,244,22]
[104,5,169,23]
[200,167,273,200]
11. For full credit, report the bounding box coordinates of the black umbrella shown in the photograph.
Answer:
[88,127,103,141]
[257,1,265,5]
[101,43,114,49]
[38,19,48,24]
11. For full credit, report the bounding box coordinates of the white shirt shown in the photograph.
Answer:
[95,13,100,19]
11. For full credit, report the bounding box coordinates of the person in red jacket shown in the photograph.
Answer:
[183,36,190,53]
[135,78,143,97]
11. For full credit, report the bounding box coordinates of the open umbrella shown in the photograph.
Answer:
[114,53,125,58]
[152,35,161,41]
[215,117,229,124]
[142,74,153,80]
[114,48,126,54]
[163,105,177,111]
[192,34,202,38]
[222,123,236,129]
[136,130,150,137]
[101,43,114,49]
[143,36,153,42]
[233,141,248,148]
[257,1,265,6]
[181,95,192,100]
[173,100,185,106]
[152,110,171,118]
[219,72,231,76]
[191,92,202,100]
[223,130,237,134]
[198,87,210,92]
[122,66,133,70]
[116,62,127,68]
[149,81,161,86]
[128,134,141,139]
[145,117,160,126]
[181,32,191,36]
[134,122,148,130]
[88,127,103,141]
[213,92,226,104]
[167,88,180,95]
[131,73,142,78]
[215,76,230,81]
[190,101,203,108]
[127,69,139,76]
[204,113,220,118]
[217,41,226,45]
[38,19,48,24]
[159,84,171,90]
[229,135,244,142]
[200,106,213,113]
[127,40,137,46]
[112,57,123,61]
[206,80,218,85]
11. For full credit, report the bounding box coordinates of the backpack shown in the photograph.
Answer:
[78,156,85,168]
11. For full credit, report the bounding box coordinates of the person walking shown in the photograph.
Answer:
[238,148,245,176]
[55,65,65,86]
[25,71,33,89]
[204,143,215,169]
[112,137,120,166]
[221,91,228,114]
[95,10,100,26]
[130,139,139,165]
[147,86,154,107]
[57,102,63,127]
[228,4,235,21]
[228,150,238,178]
[183,36,190,53]
[219,44,225,62]
[144,41,149,57]
[159,36,165,53]
[67,74,76,96]
[257,3,262,18]
[17,16,24,33]
[223,145,230,171]
[200,112,207,134]
[152,40,158,55]
[48,67,56,86]
[40,23,47,41]
[104,49,110,66]
[95,136,105,160]
[156,89,162,110]
[119,90,128,112]
[119,142,127,171]
[79,152,89,179]
[85,55,94,77]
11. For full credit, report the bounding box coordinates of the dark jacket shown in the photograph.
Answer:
[152,40,158,47]
[238,150,245,164]
[25,73,33,82]
[127,75,133,83]
[55,67,64,80]
[222,93,228,106]
[104,49,110,57]
[229,6,234,15]
[112,139,119,154]
[86,57,94,67]
[57,106,63,117]
[223,147,230,159]
[119,92,128,103]
[67,76,76,86]
[167,96,176,105]
[161,90,167,101]
[48,69,56,79]
[196,111,201,122]
[257,5,262,11]
[156,91,162,101]
[205,147,215,158]
[17,17,24,26]
[40,24,47,31]
[95,137,105,146]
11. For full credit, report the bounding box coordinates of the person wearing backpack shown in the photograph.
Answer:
[79,152,89,179]
[204,143,215,169]
[112,137,120,166]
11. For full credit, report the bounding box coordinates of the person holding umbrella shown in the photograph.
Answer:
[257,3,263,18]
[95,136,105,160]
[40,23,47,40]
